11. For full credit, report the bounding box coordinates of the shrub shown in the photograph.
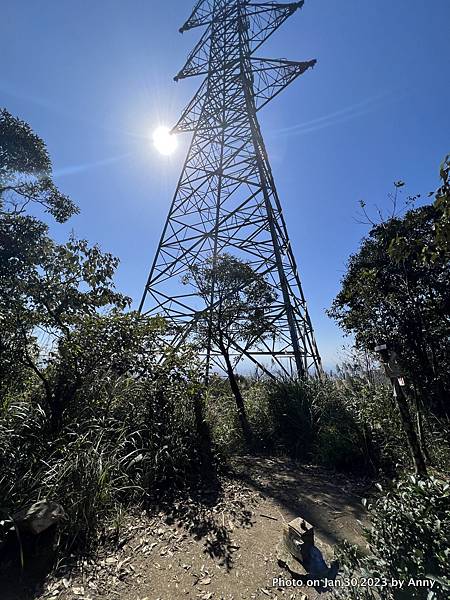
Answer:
[427,416,450,474]
[0,339,207,554]
[208,375,378,473]
[206,377,317,458]
[262,377,378,472]
[265,378,316,459]
[206,376,247,457]
[334,476,450,599]
[0,399,48,514]
[335,377,407,475]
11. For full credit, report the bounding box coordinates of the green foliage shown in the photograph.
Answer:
[1,110,128,415]
[0,400,48,512]
[329,202,450,419]
[2,234,131,429]
[206,376,245,455]
[183,252,277,354]
[388,156,450,263]
[272,377,377,472]
[334,477,450,599]
[0,321,205,552]
[336,377,406,474]
[0,109,50,176]
[1,109,448,571]
[0,108,78,222]
[433,155,450,259]
[264,378,316,459]
[209,358,450,477]
[426,417,450,473]
[184,253,277,444]
[207,374,399,475]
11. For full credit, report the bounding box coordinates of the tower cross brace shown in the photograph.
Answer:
[140,0,322,378]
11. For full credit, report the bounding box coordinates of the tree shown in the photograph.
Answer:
[329,199,450,471]
[433,155,450,259]
[45,311,168,425]
[0,109,129,428]
[387,156,450,264]
[1,108,78,395]
[183,253,277,444]
[0,109,214,549]
[329,203,450,417]
[0,108,77,222]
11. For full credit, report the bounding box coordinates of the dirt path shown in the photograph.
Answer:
[4,457,370,600]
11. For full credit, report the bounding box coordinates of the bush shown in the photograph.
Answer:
[206,376,245,457]
[255,377,381,473]
[334,477,450,599]
[265,379,316,459]
[205,377,316,458]
[0,399,48,513]
[0,339,208,554]
[207,375,379,473]
[335,377,407,475]
[427,416,450,474]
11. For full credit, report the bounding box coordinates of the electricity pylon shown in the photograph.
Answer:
[140,0,322,378]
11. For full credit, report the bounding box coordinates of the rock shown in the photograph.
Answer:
[12,500,66,535]
[276,540,306,578]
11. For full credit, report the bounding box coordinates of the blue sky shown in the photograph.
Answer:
[2,0,449,369]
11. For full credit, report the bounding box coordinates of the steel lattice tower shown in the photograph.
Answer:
[140,0,322,378]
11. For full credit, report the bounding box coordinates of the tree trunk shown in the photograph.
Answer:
[393,379,428,478]
[221,348,253,447]
[412,389,431,463]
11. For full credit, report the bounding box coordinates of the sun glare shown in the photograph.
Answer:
[153,126,178,156]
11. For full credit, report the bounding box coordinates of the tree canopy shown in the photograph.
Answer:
[185,252,277,357]
[0,108,78,223]
[329,202,450,418]
[0,108,129,426]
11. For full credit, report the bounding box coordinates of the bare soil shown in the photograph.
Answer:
[1,457,370,600]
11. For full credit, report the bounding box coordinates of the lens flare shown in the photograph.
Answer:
[152,126,177,156]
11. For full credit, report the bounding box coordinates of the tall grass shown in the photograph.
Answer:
[207,373,414,475]
[0,369,206,554]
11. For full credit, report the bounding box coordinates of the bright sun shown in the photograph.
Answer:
[153,126,178,156]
